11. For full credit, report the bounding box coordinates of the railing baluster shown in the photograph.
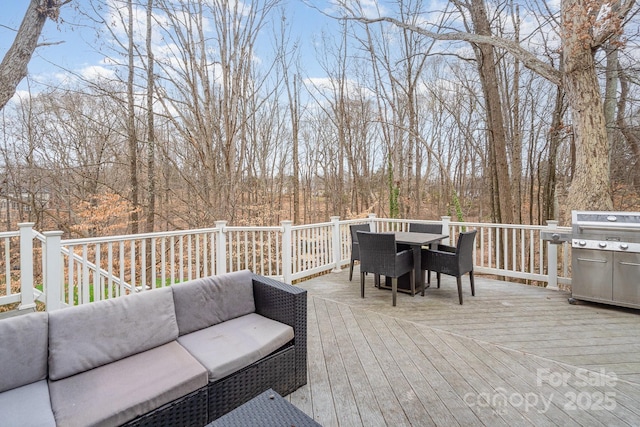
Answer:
[95,243,102,301]
[141,240,146,291]
[151,238,157,289]
[161,237,166,288]
[170,236,175,285]
[119,241,125,296]
[108,243,114,298]
[178,235,184,283]
[195,235,200,280]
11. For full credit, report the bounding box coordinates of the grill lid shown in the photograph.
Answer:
[574,211,640,224]
[571,210,640,251]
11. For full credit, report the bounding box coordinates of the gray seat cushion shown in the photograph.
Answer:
[48,341,208,427]
[0,380,56,427]
[178,313,294,381]
[172,269,255,335]
[0,312,48,393]
[48,286,179,380]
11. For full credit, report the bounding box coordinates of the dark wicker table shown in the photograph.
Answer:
[207,389,321,427]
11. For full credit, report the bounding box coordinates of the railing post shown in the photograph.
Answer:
[545,220,559,290]
[281,220,292,284]
[368,213,377,232]
[18,222,36,311]
[215,221,227,275]
[44,231,64,311]
[331,216,342,272]
[441,216,451,246]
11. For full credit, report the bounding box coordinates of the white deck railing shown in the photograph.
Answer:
[0,215,572,312]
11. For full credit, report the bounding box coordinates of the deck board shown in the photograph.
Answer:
[288,270,640,426]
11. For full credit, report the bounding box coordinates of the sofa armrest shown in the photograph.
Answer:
[252,274,307,389]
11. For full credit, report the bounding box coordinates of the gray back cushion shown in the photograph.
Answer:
[172,270,255,336]
[48,286,178,381]
[0,312,49,393]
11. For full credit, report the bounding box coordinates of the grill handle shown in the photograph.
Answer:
[578,224,640,233]
[619,261,640,267]
[576,257,608,263]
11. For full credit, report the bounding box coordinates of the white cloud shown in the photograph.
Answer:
[79,65,117,81]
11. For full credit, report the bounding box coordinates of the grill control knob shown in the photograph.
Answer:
[620,243,629,250]
[579,240,587,247]
[599,242,607,248]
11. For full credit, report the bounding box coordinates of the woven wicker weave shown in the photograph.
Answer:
[349,223,371,281]
[208,389,320,427]
[357,231,414,306]
[122,388,208,427]
[422,230,477,304]
[408,222,443,234]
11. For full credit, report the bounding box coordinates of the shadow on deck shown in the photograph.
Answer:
[288,268,640,426]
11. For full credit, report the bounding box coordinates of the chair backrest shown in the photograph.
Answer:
[350,224,371,261]
[455,230,477,273]
[356,231,398,275]
[350,223,371,245]
[408,222,442,234]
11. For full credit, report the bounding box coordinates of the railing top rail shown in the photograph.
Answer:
[448,221,571,231]
[340,219,371,224]
[62,227,221,245]
[32,229,49,243]
[292,222,332,230]
[0,230,20,239]
[225,226,283,232]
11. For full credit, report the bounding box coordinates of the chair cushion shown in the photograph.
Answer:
[48,286,178,380]
[0,312,48,392]
[172,269,255,336]
[0,380,56,427]
[177,313,294,381]
[48,341,208,427]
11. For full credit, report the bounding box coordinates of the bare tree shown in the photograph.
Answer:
[329,0,638,217]
[451,0,514,224]
[126,0,140,234]
[0,0,71,111]
[145,0,156,234]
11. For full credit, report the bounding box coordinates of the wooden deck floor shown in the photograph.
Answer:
[286,269,640,426]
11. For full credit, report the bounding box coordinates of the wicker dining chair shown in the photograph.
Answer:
[408,222,443,234]
[349,223,371,281]
[357,231,414,306]
[407,222,443,285]
[421,230,477,304]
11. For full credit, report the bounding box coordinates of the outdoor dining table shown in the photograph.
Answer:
[379,232,448,297]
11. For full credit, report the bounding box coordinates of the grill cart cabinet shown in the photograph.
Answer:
[613,252,640,306]
[570,211,640,310]
[572,249,614,303]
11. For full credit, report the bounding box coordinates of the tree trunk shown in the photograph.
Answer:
[469,0,514,224]
[145,0,156,234]
[562,0,613,213]
[616,71,640,190]
[544,86,566,221]
[127,0,139,234]
[0,0,58,110]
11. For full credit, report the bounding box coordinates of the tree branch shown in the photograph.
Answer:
[353,15,563,86]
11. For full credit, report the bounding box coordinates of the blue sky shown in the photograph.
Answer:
[0,1,340,93]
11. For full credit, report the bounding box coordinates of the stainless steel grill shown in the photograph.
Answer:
[570,210,640,309]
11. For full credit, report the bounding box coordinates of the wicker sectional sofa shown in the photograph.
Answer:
[0,270,307,427]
